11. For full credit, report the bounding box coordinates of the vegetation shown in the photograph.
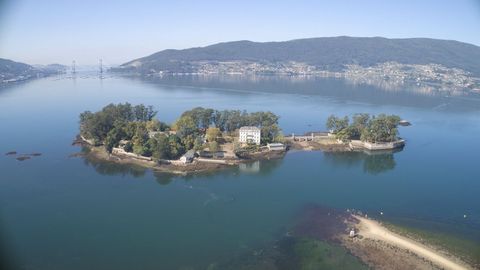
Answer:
[79,104,281,162]
[327,113,401,143]
[119,37,480,76]
[0,58,66,83]
[176,107,282,145]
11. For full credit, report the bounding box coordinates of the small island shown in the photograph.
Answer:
[75,103,406,174]
[75,103,287,174]
[287,113,405,152]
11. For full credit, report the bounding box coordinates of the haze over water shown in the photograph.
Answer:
[0,74,479,269]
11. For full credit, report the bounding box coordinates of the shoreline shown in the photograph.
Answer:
[73,135,403,175]
[72,138,286,175]
[344,215,474,270]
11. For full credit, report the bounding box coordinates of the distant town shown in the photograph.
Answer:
[131,60,480,94]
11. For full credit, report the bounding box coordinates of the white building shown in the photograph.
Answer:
[239,126,261,145]
[267,143,285,151]
[179,149,196,164]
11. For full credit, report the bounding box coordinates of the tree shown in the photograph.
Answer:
[149,134,170,161]
[206,127,222,142]
[104,126,125,153]
[134,104,157,122]
[146,119,161,131]
[274,132,286,143]
[335,126,356,142]
[193,136,205,151]
[132,123,151,156]
[181,134,196,150]
[326,115,349,133]
[181,107,214,129]
[168,135,185,159]
[174,116,198,139]
[209,141,219,153]
[124,141,133,152]
[123,122,138,140]
[361,114,400,143]
[261,123,281,144]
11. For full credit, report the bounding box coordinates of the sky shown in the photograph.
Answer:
[0,0,479,65]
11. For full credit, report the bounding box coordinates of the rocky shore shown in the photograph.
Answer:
[72,136,286,175]
[342,216,474,270]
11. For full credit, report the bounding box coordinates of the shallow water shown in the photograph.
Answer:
[0,74,479,269]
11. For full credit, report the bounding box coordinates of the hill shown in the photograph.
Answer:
[119,36,480,76]
[0,58,66,84]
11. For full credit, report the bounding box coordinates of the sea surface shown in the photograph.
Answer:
[0,73,479,269]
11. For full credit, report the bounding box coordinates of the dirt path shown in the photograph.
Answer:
[354,215,472,270]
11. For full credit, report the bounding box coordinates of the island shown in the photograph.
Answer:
[74,103,406,175]
[75,103,286,174]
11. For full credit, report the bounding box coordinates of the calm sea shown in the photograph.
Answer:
[0,74,479,269]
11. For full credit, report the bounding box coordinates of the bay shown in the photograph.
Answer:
[0,74,479,269]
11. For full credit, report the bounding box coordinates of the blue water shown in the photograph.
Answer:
[0,74,479,269]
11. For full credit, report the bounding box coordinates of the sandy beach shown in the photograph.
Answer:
[352,215,473,270]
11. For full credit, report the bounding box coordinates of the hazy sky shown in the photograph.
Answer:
[0,0,479,65]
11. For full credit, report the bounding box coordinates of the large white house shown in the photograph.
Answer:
[239,126,261,145]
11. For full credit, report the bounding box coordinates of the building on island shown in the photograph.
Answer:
[267,143,285,151]
[239,126,261,145]
[180,149,196,164]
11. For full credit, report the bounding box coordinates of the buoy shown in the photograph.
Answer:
[464,214,467,218]
[380,211,384,215]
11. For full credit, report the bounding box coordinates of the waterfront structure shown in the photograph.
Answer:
[349,139,405,151]
[239,126,261,145]
[180,149,196,164]
[267,143,285,151]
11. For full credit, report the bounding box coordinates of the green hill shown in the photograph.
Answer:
[119,36,480,76]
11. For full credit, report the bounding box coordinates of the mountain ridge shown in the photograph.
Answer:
[120,36,480,76]
[0,58,66,83]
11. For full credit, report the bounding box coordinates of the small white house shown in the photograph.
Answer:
[179,149,196,164]
[239,126,261,145]
[267,143,285,151]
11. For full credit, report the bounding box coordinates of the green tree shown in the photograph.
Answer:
[132,123,151,156]
[350,113,370,139]
[261,123,281,144]
[134,104,157,122]
[149,134,170,161]
[104,126,126,153]
[206,127,222,142]
[174,116,198,139]
[168,135,185,159]
[326,115,349,133]
[181,134,196,150]
[123,122,138,140]
[123,141,133,152]
[181,107,214,129]
[361,114,401,143]
[209,141,219,152]
[193,136,205,151]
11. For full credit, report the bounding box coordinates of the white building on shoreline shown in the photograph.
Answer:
[239,126,261,145]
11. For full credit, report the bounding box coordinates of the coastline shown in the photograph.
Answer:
[342,215,474,270]
[72,137,286,175]
[73,134,404,175]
